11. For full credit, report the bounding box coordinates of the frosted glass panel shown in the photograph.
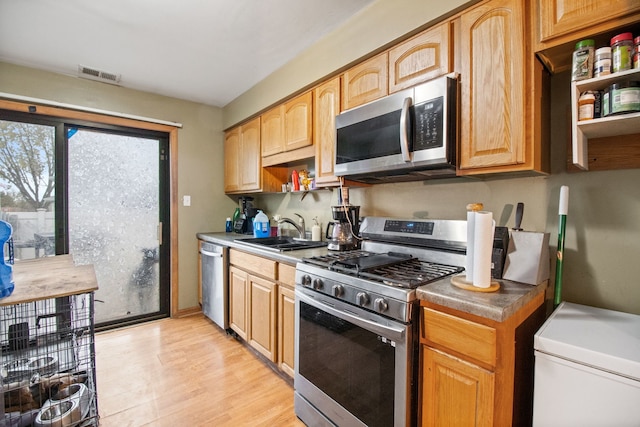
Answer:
[68,128,160,324]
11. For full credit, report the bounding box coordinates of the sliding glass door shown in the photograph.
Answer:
[0,111,170,329]
[66,126,169,326]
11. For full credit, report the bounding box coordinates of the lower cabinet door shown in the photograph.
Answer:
[278,285,295,377]
[249,274,277,362]
[421,346,495,426]
[229,266,248,340]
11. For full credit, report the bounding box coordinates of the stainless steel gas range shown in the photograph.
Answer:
[294,216,467,427]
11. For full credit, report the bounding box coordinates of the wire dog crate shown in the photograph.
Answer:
[1,256,99,427]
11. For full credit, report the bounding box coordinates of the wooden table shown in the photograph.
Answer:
[1,254,98,305]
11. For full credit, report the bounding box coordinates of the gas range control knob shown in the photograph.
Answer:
[374,298,389,312]
[312,278,324,290]
[356,292,370,307]
[301,275,312,287]
[332,284,344,297]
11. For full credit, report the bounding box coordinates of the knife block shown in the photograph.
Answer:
[502,231,550,285]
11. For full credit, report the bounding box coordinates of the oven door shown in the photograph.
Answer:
[294,286,415,427]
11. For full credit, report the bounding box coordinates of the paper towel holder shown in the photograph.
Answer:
[451,274,500,292]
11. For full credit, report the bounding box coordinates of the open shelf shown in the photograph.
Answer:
[572,68,640,170]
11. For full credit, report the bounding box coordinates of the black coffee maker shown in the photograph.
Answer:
[233,196,259,234]
[326,205,360,251]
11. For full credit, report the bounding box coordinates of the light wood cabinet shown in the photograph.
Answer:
[261,91,313,159]
[223,127,241,193]
[456,0,549,176]
[224,117,261,193]
[342,52,389,110]
[261,105,285,157]
[225,117,288,194]
[228,251,297,376]
[313,77,342,186]
[419,291,546,426]
[422,347,494,426]
[229,250,278,361]
[388,21,452,94]
[261,91,315,167]
[534,1,640,74]
[284,91,313,151]
[229,265,249,341]
[249,274,277,361]
[277,263,296,378]
[538,0,640,46]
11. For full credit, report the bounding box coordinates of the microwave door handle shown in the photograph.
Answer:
[400,97,412,162]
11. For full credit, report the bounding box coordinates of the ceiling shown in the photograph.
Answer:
[0,0,374,107]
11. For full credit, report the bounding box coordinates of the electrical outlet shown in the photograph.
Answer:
[183,195,191,206]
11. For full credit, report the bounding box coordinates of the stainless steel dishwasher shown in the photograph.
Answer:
[199,241,228,330]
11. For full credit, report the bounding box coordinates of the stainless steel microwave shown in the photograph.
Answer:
[334,74,458,183]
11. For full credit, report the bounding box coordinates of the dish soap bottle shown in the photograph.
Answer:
[312,217,321,241]
[232,207,241,232]
[253,210,270,238]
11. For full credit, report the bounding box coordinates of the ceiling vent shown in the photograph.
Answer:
[77,65,121,85]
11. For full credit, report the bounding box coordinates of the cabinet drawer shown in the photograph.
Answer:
[230,249,277,280]
[421,307,496,368]
[278,263,296,288]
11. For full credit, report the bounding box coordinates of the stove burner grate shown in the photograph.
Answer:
[303,251,464,289]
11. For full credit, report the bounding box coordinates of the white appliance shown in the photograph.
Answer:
[533,302,640,427]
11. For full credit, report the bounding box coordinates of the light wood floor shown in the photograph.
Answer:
[95,314,306,426]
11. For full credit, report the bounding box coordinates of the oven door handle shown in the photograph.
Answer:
[296,288,406,343]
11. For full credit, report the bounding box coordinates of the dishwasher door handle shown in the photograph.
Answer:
[200,249,223,257]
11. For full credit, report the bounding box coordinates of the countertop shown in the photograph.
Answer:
[1,255,99,305]
[196,231,328,265]
[197,232,547,323]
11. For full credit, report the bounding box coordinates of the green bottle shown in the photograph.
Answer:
[232,207,241,230]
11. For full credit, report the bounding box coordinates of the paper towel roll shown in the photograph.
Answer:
[466,211,476,283]
[472,211,494,288]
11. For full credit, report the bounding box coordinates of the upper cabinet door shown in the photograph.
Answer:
[538,0,640,44]
[389,21,452,93]
[284,91,313,151]
[261,105,285,157]
[314,77,342,186]
[224,127,241,193]
[457,0,526,170]
[342,52,389,110]
[240,117,261,191]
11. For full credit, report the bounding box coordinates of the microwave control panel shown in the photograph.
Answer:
[412,96,443,150]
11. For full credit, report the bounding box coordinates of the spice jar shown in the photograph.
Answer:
[602,87,610,117]
[611,32,633,73]
[572,39,595,81]
[634,36,640,69]
[594,46,611,78]
[578,91,596,121]
[609,81,640,115]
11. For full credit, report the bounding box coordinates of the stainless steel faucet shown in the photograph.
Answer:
[277,213,306,239]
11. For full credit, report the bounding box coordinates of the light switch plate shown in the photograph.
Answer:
[183,195,191,206]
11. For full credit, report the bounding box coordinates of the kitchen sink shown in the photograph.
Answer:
[235,236,327,252]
